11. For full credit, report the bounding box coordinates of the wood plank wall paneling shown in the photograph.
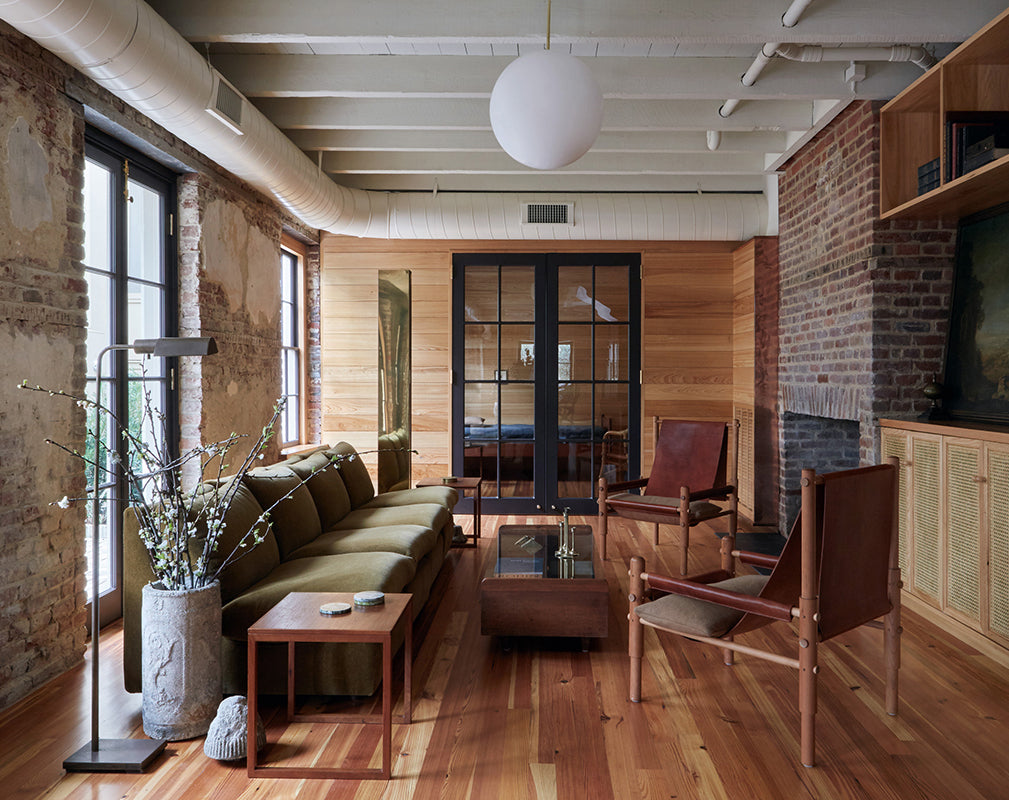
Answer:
[732,241,758,519]
[732,241,756,408]
[321,235,744,481]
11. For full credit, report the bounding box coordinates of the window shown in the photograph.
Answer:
[83,129,178,626]
[280,243,305,446]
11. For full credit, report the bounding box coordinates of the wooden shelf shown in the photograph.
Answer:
[880,7,1009,219]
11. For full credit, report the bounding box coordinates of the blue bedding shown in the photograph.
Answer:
[464,424,604,442]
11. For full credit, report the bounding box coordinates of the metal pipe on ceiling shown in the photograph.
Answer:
[0,0,769,241]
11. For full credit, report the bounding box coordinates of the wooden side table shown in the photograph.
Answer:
[247,592,412,780]
[416,476,482,545]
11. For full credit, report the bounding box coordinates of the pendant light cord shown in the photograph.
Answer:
[546,0,551,50]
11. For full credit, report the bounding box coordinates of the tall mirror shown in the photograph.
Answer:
[378,270,411,493]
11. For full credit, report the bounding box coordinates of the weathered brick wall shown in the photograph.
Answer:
[178,174,285,472]
[777,100,957,529]
[0,29,89,708]
[0,22,319,710]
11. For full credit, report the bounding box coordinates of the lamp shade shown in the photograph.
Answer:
[489,49,603,170]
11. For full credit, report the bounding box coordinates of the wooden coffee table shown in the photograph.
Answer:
[480,524,608,648]
[246,592,412,780]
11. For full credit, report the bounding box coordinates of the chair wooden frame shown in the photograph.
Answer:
[627,458,901,767]
[598,417,739,570]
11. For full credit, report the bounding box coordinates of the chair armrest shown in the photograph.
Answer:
[604,477,648,493]
[686,484,737,501]
[736,550,779,570]
[644,573,793,622]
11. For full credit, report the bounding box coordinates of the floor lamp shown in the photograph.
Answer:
[64,336,218,773]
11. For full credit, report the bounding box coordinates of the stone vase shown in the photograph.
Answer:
[141,580,222,741]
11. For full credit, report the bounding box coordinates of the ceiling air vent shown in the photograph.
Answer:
[522,202,574,225]
[206,73,244,135]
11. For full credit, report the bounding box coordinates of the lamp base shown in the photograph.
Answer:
[63,738,166,773]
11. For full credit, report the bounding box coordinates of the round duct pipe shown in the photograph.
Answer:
[0,0,769,240]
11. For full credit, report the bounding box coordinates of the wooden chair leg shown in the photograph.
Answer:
[629,556,646,702]
[721,635,734,666]
[799,605,818,767]
[598,478,609,560]
[679,485,690,574]
[884,566,902,716]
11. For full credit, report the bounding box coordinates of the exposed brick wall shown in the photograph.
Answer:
[0,28,89,709]
[777,100,957,529]
[0,22,320,711]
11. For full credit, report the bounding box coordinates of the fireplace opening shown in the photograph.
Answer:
[779,413,860,533]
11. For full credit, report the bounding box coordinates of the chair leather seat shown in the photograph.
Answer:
[634,574,770,638]
[608,492,724,521]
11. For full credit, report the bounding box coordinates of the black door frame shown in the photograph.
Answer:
[451,252,640,516]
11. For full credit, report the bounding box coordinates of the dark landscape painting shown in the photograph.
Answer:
[944,203,1009,422]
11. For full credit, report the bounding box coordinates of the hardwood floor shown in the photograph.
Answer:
[3,514,1009,799]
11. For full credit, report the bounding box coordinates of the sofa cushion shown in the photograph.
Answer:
[220,551,417,639]
[364,484,459,510]
[285,451,353,530]
[332,502,451,535]
[190,481,281,603]
[328,442,376,507]
[242,465,322,559]
[287,524,438,562]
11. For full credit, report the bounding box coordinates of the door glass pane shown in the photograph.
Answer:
[464,265,499,320]
[500,383,534,427]
[594,265,630,321]
[464,324,498,380]
[557,265,593,321]
[83,160,112,272]
[128,282,167,377]
[84,380,114,600]
[558,324,593,381]
[85,272,112,377]
[500,324,535,381]
[596,383,629,432]
[126,375,166,496]
[464,383,497,430]
[499,265,535,321]
[596,326,628,380]
[558,383,591,429]
[127,180,163,282]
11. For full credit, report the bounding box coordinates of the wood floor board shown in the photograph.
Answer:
[3,513,1009,799]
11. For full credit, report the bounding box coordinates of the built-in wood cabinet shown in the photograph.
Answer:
[880,7,1009,220]
[881,419,1009,662]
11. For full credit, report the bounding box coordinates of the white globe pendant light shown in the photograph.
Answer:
[490,48,603,170]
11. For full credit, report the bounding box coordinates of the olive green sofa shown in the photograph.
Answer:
[123,441,457,698]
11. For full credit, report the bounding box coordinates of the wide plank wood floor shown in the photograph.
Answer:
[2,513,1009,799]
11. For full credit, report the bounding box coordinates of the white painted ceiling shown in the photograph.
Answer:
[145,0,1006,196]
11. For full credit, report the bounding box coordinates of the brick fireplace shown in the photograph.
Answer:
[775,101,957,532]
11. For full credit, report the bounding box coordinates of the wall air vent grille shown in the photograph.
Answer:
[207,74,244,134]
[523,203,573,225]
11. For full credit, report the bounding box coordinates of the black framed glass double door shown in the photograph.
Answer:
[452,253,640,515]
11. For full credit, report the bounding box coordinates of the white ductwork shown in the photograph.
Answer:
[0,0,769,241]
[775,43,937,71]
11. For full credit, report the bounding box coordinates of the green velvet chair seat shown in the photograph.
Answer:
[286,523,438,562]
[364,485,459,509]
[221,550,416,639]
[332,502,451,535]
[634,574,770,638]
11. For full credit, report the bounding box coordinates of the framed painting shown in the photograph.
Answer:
[943,201,1009,423]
